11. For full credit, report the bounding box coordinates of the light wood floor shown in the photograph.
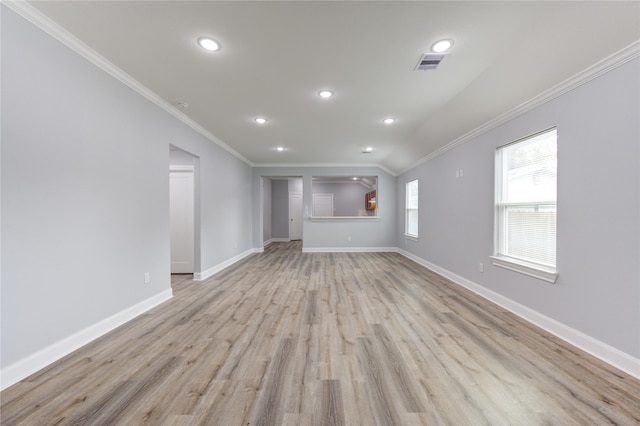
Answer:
[2,241,639,425]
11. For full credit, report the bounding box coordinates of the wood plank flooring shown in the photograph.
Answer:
[2,241,639,425]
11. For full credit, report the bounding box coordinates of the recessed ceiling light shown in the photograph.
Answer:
[254,117,267,124]
[365,146,373,152]
[276,146,285,152]
[431,39,453,53]
[198,37,221,52]
[352,177,358,180]
[318,90,334,99]
[383,118,395,125]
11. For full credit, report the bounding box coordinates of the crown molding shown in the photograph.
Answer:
[396,40,640,176]
[253,163,397,176]
[4,0,253,167]
[9,1,637,177]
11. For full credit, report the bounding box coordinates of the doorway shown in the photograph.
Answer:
[169,146,199,276]
[263,176,303,248]
[312,193,333,217]
[289,192,303,240]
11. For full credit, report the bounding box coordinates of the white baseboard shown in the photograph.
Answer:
[262,238,291,248]
[4,249,636,393]
[271,238,291,243]
[302,246,397,253]
[396,249,640,379]
[0,289,173,391]
[193,249,255,281]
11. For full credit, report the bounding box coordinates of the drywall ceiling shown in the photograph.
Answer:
[26,1,640,174]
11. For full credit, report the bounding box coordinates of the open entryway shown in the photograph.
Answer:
[262,176,303,249]
[169,146,199,276]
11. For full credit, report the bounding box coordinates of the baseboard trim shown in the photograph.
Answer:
[397,249,640,379]
[193,249,255,281]
[262,238,290,248]
[302,247,397,253]
[0,289,173,391]
[271,238,291,243]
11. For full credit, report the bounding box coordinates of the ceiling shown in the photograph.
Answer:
[27,1,640,175]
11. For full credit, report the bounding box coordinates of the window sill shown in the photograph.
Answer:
[404,234,418,242]
[490,256,558,283]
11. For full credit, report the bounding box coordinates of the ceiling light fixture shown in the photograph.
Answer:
[431,39,453,53]
[198,37,221,52]
[383,118,395,125]
[318,90,334,99]
[365,146,373,152]
[276,146,285,152]
[254,117,267,124]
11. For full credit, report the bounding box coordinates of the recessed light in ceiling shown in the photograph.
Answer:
[431,39,453,53]
[198,37,221,52]
[383,118,395,125]
[362,147,373,154]
[318,90,334,99]
[254,117,267,124]
[276,146,285,152]
[352,177,358,180]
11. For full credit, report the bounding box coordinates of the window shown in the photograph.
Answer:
[492,128,558,283]
[405,179,418,238]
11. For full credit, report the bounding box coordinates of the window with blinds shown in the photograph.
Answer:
[405,179,418,238]
[495,128,557,274]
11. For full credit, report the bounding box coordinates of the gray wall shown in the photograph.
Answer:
[262,178,272,243]
[1,7,253,370]
[169,148,196,166]
[288,177,303,193]
[397,58,640,359]
[312,182,371,216]
[253,167,396,249]
[271,180,290,239]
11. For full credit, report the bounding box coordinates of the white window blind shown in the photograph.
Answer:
[405,179,418,237]
[496,128,557,270]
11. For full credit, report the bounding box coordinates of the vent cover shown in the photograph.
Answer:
[414,53,446,71]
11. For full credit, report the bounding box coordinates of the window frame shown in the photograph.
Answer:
[405,179,419,239]
[491,128,558,283]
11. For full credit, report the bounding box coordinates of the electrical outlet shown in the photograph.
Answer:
[144,272,150,284]
[478,263,484,273]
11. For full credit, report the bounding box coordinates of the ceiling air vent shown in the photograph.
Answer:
[414,53,446,71]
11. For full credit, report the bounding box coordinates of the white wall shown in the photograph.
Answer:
[1,7,253,382]
[397,57,640,362]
